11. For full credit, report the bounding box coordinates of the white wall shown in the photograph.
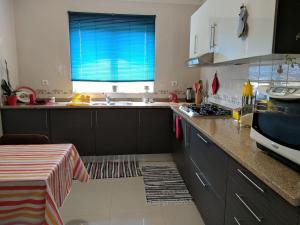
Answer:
[199,58,300,109]
[13,0,201,98]
[0,0,19,136]
[0,0,19,88]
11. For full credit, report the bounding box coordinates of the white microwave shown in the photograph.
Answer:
[250,86,300,170]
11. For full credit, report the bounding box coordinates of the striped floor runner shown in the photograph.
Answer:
[142,165,193,204]
[84,159,142,179]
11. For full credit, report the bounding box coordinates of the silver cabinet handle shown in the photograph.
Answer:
[235,193,263,223]
[173,114,179,133]
[212,24,216,49]
[45,111,48,129]
[184,123,188,148]
[194,35,198,54]
[138,111,141,128]
[210,24,217,50]
[237,169,265,193]
[196,133,208,144]
[195,172,207,188]
[209,25,213,50]
[90,111,93,129]
[234,217,241,225]
[95,111,99,127]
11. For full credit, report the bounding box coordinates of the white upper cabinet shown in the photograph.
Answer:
[213,0,248,63]
[245,0,277,58]
[189,0,215,58]
[189,0,279,63]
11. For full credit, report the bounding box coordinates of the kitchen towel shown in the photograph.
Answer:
[212,72,219,95]
[237,5,248,38]
[176,116,181,140]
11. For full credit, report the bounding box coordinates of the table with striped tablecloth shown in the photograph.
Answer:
[0,144,89,225]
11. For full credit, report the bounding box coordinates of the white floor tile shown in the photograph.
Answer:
[60,180,111,218]
[60,162,205,225]
[110,206,165,225]
[161,204,205,225]
[110,177,148,213]
[63,215,110,225]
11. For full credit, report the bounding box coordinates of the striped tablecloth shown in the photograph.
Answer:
[0,144,89,225]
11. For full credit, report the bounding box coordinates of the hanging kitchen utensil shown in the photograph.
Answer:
[4,60,12,89]
[212,72,219,95]
[237,4,248,39]
[1,79,12,96]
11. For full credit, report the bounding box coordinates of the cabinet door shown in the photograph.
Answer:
[50,109,95,156]
[274,0,300,54]
[246,0,276,57]
[213,0,276,62]
[213,0,247,63]
[138,109,172,154]
[190,1,213,58]
[190,126,228,201]
[95,109,137,155]
[189,158,225,225]
[2,109,50,137]
[172,113,191,181]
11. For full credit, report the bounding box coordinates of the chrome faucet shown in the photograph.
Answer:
[105,95,112,104]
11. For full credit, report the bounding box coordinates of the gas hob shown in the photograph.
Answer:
[179,104,232,117]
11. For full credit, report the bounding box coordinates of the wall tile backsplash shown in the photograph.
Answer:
[200,57,300,109]
[35,88,186,100]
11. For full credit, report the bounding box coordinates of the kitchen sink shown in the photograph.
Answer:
[91,101,133,106]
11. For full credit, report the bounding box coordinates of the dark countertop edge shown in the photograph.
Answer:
[171,106,300,207]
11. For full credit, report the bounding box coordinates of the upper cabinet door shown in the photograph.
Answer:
[213,0,277,63]
[213,0,248,63]
[274,0,300,54]
[189,1,214,58]
[246,0,277,58]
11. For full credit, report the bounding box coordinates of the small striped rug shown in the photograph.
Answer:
[142,165,193,204]
[84,160,142,179]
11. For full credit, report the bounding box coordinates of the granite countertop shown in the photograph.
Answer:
[172,106,300,207]
[0,101,175,109]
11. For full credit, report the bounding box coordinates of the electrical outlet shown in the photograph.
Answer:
[171,81,178,87]
[41,80,49,86]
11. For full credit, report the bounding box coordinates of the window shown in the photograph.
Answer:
[68,12,156,92]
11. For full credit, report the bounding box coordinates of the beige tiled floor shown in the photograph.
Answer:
[59,177,205,225]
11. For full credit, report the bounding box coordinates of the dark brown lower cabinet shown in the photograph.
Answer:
[95,109,138,155]
[138,108,172,154]
[226,159,300,225]
[173,122,300,225]
[1,108,173,156]
[172,113,192,185]
[50,109,95,156]
[189,158,226,225]
[1,109,50,137]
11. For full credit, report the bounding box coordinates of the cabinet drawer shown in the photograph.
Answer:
[188,158,225,225]
[226,177,278,225]
[190,126,228,201]
[228,159,299,225]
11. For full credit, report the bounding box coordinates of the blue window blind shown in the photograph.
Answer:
[68,12,156,82]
